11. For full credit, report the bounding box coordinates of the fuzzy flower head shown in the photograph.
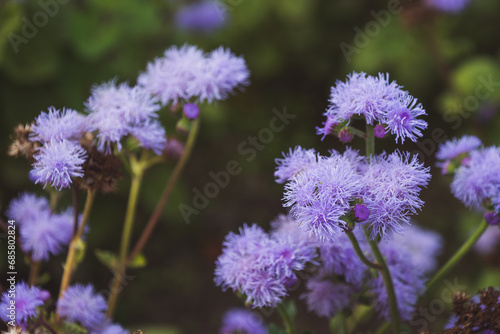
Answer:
[139,44,249,105]
[283,155,362,241]
[0,282,45,327]
[30,140,87,190]
[6,193,50,226]
[360,152,431,239]
[90,323,128,334]
[436,135,482,173]
[384,93,427,143]
[428,0,472,13]
[274,146,318,184]
[19,210,74,261]
[57,284,107,331]
[31,107,88,143]
[175,1,226,32]
[451,147,500,212]
[327,72,404,125]
[324,72,427,143]
[220,308,266,334]
[302,280,357,318]
[214,223,316,308]
[86,81,165,154]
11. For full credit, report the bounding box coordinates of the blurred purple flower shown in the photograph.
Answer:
[175,1,226,32]
[57,284,107,331]
[220,308,266,334]
[0,282,45,327]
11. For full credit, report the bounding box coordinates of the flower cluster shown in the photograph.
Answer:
[0,282,48,327]
[85,81,166,154]
[319,72,428,143]
[437,137,500,225]
[7,193,82,261]
[279,147,430,240]
[138,44,249,105]
[214,220,317,308]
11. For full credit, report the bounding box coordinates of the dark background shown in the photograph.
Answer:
[1,0,500,332]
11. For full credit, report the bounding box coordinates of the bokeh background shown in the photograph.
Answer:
[1,0,500,332]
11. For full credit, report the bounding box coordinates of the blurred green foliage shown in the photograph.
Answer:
[1,0,500,332]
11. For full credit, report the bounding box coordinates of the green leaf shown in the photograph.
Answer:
[63,322,88,334]
[74,238,87,266]
[128,252,147,269]
[95,249,118,270]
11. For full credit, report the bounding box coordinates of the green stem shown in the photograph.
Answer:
[127,117,200,263]
[365,124,375,159]
[107,163,144,317]
[425,220,489,293]
[374,322,391,334]
[277,303,294,334]
[349,127,367,139]
[57,190,96,320]
[364,228,401,333]
[363,124,401,333]
[346,231,381,270]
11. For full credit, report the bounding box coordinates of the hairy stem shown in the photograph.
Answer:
[107,165,144,317]
[127,117,200,263]
[346,231,381,270]
[57,190,96,317]
[425,219,489,293]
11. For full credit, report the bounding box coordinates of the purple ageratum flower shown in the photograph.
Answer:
[371,243,426,321]
[388,225,442,274]
[275,146,318,184]
[0,282,45,327]
[384,93,427,143]
[374,124,386,138]
[338,128,353,143]
[302,279,357,318]
[138,45,205,105]
[31,106,88,143]
[316,114,337,140]
[361,152,431,239]
[57,284,107,331]
[31,140,87,190]
[127,119,167,155]
[284,155,362,241]
[183,103,200,119]
[220,308,266,334]
[353,203,369,221]
[19,208,78,261]
[436,136,482,162]
[186,47,250,103]
[6,192,50,226]
[428,0,472,13]
[86,81,165,154]
[327,72,405,125]
[451,147,500,211]
[175,1,226,32]
[214,223,315,308]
